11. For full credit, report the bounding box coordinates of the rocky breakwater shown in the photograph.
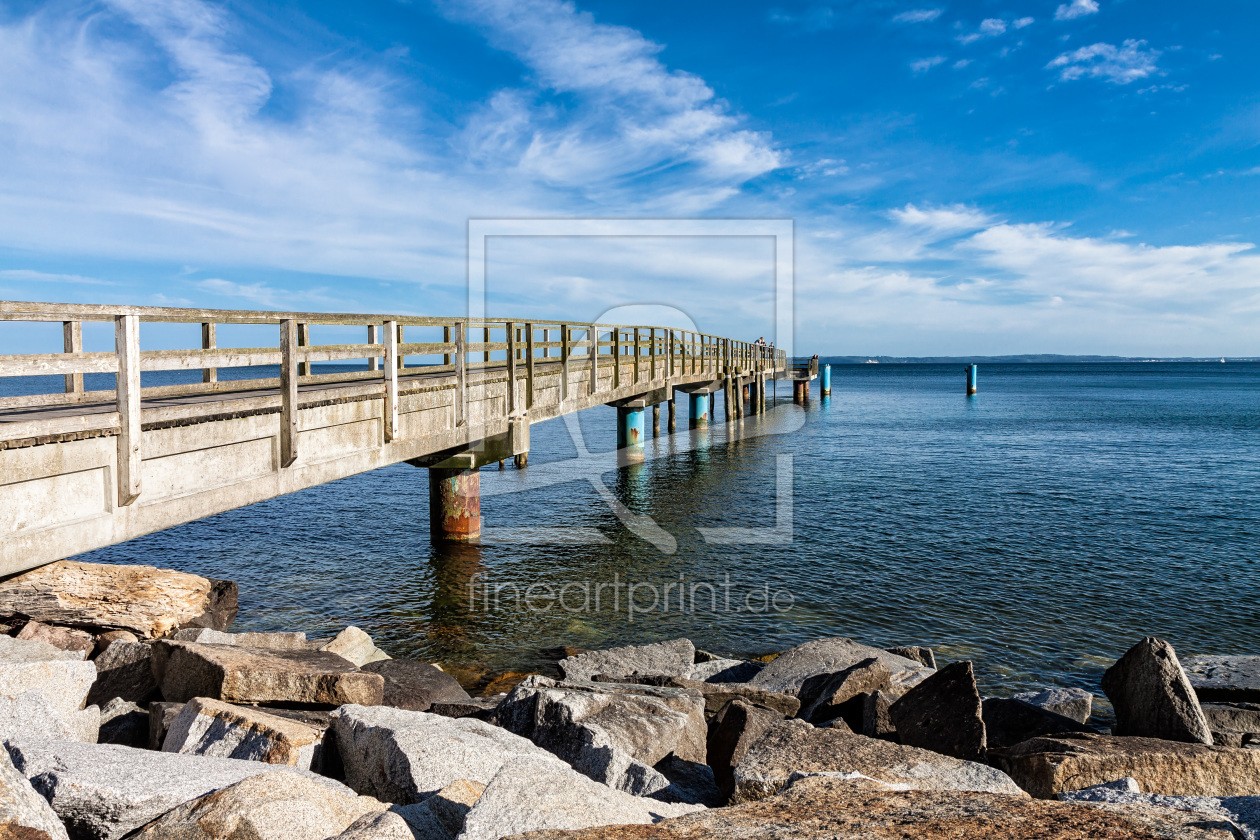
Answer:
[3,561,1260,839]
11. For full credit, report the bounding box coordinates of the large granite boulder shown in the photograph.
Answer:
[1012,687,1093,724]
[1202,702,1260,735]
[172,628,308,649]
[0,637,96,722]
[16,621,95,658]
[1102,638,1213,744]
[0,690,84,742]
[459,755,701,840]
[707,698,785,801]
[560,639,695,682]
[3,738,348,840]
[993,732,1260,798]
[1184,655,1260,704]
[150,640,384,706]
[162,697,326,769]
[491,677,706,796]
[889,660,986,762]
[0,746,70,840]
[362,659,470,711]
[423,778,486,836]
[731,719,1024,803]
[86,641,156,707]
[330,807,452,840]
[0,560,237,638]
[319,627,391,667]
[516,774,1239,840]
[982,697,1094,749]
[604,675,798,718]
[887,645,937,668]
[747,637,932,697]
[862,690,896,739]
[127,770,381,840]
[329,704,556,805]
[97,698,148,747]
[689,659,763,683]
[796,657,891,727]
[1060,779,1260,838]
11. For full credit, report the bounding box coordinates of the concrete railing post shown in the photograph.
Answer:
[454,321,466,427]
[115,314,141,505]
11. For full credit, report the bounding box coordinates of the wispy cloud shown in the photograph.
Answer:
[1047,40,1160,84]
[958,18,1007,44]
[893,9,942,24]
[1012,17,1035,29]
[910,55,947,73]
[0,269,113,286]
[1055,0,1100,21]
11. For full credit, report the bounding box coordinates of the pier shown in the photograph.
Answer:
[0,302,815,573]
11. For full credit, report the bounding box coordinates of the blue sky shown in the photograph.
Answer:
[1,0,1257,355]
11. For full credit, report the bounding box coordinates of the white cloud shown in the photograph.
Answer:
[1047,40,1160,84]
[1012,17,1035,29]
[893,9,942,23]
[0,270,113,286]
[910,55,947,73]
[1055,0,1100,21]
[958,18,1008,44]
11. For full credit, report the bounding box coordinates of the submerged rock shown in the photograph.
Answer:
[151,640,384,706]
[0,560,237,639]
[889,660,986,762]
[1102,638,1212,744]
[731,719,1024,803]
[514,774,1233,840]
[993,732,1260,798]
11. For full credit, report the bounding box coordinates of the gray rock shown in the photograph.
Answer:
[3,737,350,840]
[653,753,725,807]
[151,640,384,706]
[85,641,155,707]
[797,657,892,727]
[689,659,763,683]
[91,631,138,657]
[0,690,77,741]
[732,719,1025,804]
[0,656,96,720]
[1102,637,1213,744]
[162,697,326,770]
[126,769,381,840]
[887,646,937,669]
[459,755,701,840]
[707,697,786,801]
[329,704,556,805]
[1012,687,1094,724]
[0,635,87,662]
[171,627,309,649]
[560,638,695,683]
[1203,703,1260,734]
[0,747,69,840]
[148,701,184,750]
[1059,781,1260,840]
[748,637,933,697]
[16,621,95,658]
[491,677,707,796]
[319,626,391,667]
[1186,657,1260,704]
[68,705,101,744]
[420,778,485,836]
[863,690,897,740]
[330,807,453,840]
[98,698,148,747]
[889,660,986,762]
[429,696,501,720]
[982,697,1094,749]
[362,659,470,712]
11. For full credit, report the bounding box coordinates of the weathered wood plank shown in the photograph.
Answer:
[383,320,399,442]
[279,319,298,467]
[115,314,142,506]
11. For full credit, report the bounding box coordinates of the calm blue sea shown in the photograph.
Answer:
[16,363,1260,705]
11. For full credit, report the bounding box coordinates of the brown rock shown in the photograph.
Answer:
[733,719,1023,804]
[0,560,237,639]
[151,640,384,706]
[992,732,1260,798]
[426,778,486,836]
[480,671,532,697]
[162,698,326,770]
[658,677,799,719]
[16,620,95,657]
[1202,702,1260,734]
[889,660,986,762]
[863,690,897,740]
[982,698,1094,749]
[93,630,139,657]
[887,645,937,669]
[796,657,891,727]
[514,775,1237,840]
[362,659,470,712]
[707,698,785,801]
[1102,638,1212,745]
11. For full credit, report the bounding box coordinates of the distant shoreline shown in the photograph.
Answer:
[821,355,1260,365]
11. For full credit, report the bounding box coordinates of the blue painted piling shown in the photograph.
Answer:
[821,365,831,396]
[689,393,709,429]
[966,364,978,395]
[616,406,645,461]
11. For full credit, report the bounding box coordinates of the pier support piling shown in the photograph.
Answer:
[616,406,645,462]
[821,365,831,397]
[689,393,709,429]
[966,364,978,395]
[514,452,528,468]
[429,467,481,542]
[652,403,660,437]
[668,398,676,433]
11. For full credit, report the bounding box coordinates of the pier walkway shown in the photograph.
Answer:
[0,302,816,574]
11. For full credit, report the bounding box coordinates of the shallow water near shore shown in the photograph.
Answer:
[72,363,1260,706]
